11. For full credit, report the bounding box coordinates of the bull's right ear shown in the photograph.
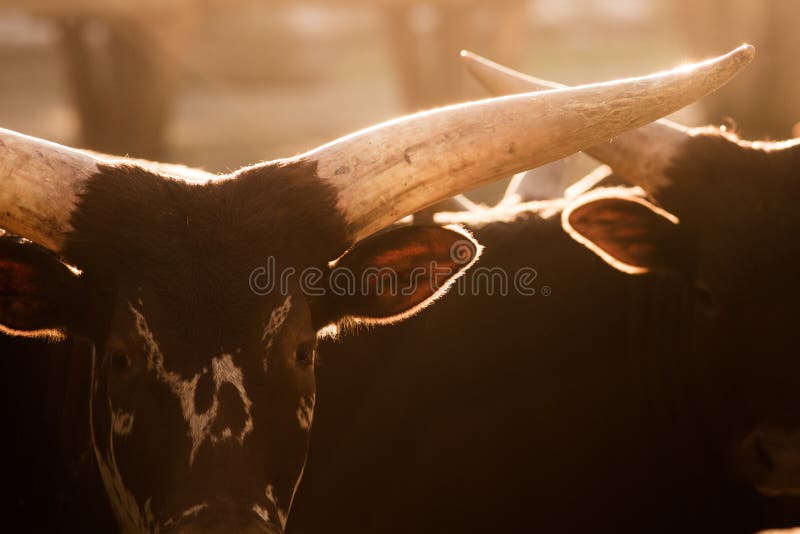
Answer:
[0,236,84,337]
[562,188,681,274]
[319,225,482,326]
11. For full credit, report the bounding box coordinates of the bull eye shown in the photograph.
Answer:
[295,343,315,367]
[109,348,131,372]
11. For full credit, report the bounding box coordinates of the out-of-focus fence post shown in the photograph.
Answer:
[669,0,800,139]
[381,0,529,112]
[3,0,198,158]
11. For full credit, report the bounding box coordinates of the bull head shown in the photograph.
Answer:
[462,45,800,501]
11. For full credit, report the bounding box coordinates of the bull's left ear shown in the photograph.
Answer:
[562,189,680,274]
[0,236,84,337]
[322,225,481,325]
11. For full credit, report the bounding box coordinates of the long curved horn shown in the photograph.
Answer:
[0,128,100,252]
[308,45,753,242]
[459,47,754,193]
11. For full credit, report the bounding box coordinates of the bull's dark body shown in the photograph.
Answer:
[2,335,115,532]
[292,204,753,533]
[290,131,800,533]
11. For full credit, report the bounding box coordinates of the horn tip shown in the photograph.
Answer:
[736,43,756,61]
[722,43,755,67]
[459,49,485,63]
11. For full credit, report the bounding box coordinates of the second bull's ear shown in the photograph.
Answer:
[320,225,481,326]
[562,188,680,274]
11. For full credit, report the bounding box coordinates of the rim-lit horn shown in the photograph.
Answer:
[0,128,100,251]
[310,45,753,241]
[460,45,755,192]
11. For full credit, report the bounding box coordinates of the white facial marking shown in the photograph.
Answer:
[112,409,135,436]
[261,295,293,372]
[252,484,288,528]
[208,353,255,445]
[252,503,270,524]
[129,301,254,464]
[144,498,155,526]
[90,347,154,532]
[162,503,209,529]
[296,394,315,432]
[180,503,208,519]
[266,484,288,527]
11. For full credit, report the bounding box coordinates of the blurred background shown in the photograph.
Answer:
[0,0,798,202]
